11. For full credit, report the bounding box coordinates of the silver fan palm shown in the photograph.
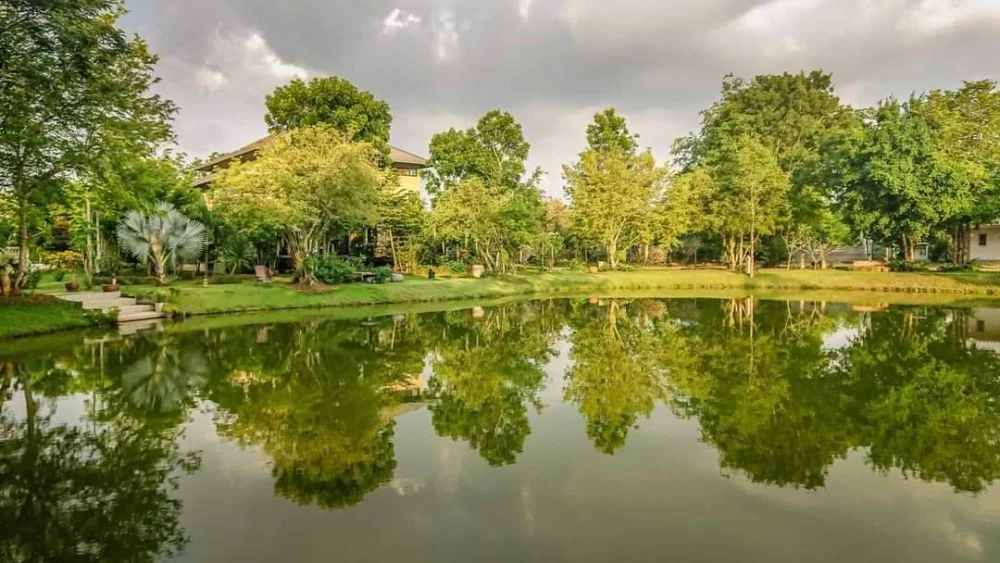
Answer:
[117,203,206,283]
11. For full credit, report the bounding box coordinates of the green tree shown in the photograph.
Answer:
[675,71,861,267]
[843,98,941,260]
[704,135,789,275]
[564,110,666,268]
[212,126,386,279]
[377,188,427,272]
[0,0,175,293]
[424,110,539,196]
[264,76,392,155]
[921,81,1000,263]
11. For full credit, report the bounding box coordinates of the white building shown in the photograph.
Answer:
[970,225,1000,262]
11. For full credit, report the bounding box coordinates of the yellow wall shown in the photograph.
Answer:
[394,167,422,193]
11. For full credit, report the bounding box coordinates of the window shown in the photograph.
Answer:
[980,233,988,246]
[396,167,419,177]
[977,320,986,333]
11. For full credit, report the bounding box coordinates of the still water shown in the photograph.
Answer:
[2,297,1000,562]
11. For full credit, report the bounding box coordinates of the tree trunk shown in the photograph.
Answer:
[14,195,29,291]
[388,229,399,272]
[607,239,618,270]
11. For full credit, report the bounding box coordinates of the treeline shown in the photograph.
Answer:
[4,2,999,290]
[422,71,1000,276]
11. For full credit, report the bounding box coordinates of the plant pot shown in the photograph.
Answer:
[64,281,80,292]
[154,303,165,313]
[102,284,119,293]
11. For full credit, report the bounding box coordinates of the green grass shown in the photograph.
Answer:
[0,296,94,339]
[121,268,1000,317]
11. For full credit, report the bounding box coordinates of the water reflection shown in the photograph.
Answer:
[2,298,1000,561]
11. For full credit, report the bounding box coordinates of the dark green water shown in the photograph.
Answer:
[2,298,1000,562]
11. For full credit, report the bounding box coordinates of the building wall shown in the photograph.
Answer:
[970,226,1000,261]
[395,169,422,193]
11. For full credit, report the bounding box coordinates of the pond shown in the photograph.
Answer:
[2,297,1000,562]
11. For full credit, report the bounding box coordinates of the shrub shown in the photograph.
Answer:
[373,266,393,284]
[311,255,363,285]
[52,268,66,282]
[47,250,83,271]
[26,270,42,291]
[446,261,466,275]
[889,259,930,272]
[938,262,974,273]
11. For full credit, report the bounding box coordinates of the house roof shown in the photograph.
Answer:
[192,134,426,187]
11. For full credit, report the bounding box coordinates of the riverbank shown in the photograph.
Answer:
[125,268,1000,317]
[0,296,96,339]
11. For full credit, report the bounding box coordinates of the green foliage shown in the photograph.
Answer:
[213,126,385,278]
[51,268,66,282]
[311,255,363,285]
[44,250,84,271]
[446,261,467,274]
[265,77,392,154]
[0,0,176,289]
[424,110,538,196]
[220,235,255,274]
[372,266,393,284]
[25,270,42,291]
[565,115,668,269]
[117,203,207,283]
[888,259,930,272]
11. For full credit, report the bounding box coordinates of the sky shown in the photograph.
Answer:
[121,0,1000,196]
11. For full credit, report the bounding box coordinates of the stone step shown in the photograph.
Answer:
[83,298,137,310]
[111,304,154,316]
[60,291,121,302]
[117,310,166,323]
[118,319,164,336]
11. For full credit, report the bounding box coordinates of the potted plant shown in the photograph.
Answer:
[65,276,80,292]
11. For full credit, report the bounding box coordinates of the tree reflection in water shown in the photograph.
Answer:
[2,296,999,563]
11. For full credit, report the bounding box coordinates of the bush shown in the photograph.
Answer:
[938,262,974,273]
[373,266,393,284]
[446,261,466,275]
[889,259,930,272]
[46,250,83,271]
[26,270,42,290]
[311,255,363,285]
[52,268,66,282]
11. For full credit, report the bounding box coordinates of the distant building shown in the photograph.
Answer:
[970,224,1000,262]
[191,135,427,193]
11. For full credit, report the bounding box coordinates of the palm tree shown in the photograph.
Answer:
[117,203,207,283]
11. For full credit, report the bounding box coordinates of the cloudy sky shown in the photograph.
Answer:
[121,0,1000,196]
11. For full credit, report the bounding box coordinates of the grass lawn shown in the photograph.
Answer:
[0,295,94,339]
[119,268,1000,317]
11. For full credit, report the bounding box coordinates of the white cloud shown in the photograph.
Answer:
[383,8,421,33]
[900,0,1000,34]
[194,66,229,92]
[432,11,459,60]
[242,32,309,80]
[519,0,533,19]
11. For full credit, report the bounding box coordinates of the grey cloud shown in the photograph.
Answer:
[124,0,1000,196]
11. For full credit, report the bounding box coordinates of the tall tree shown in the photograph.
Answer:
[705,135,789,275]
[212,126,386,280]
[921,81,1000,263]
[264,76,392,153]
[424,110,538,196]
[564,109,665,269]
[0,0,175,293]
[675,71,861,265]
[843,98,941,261]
